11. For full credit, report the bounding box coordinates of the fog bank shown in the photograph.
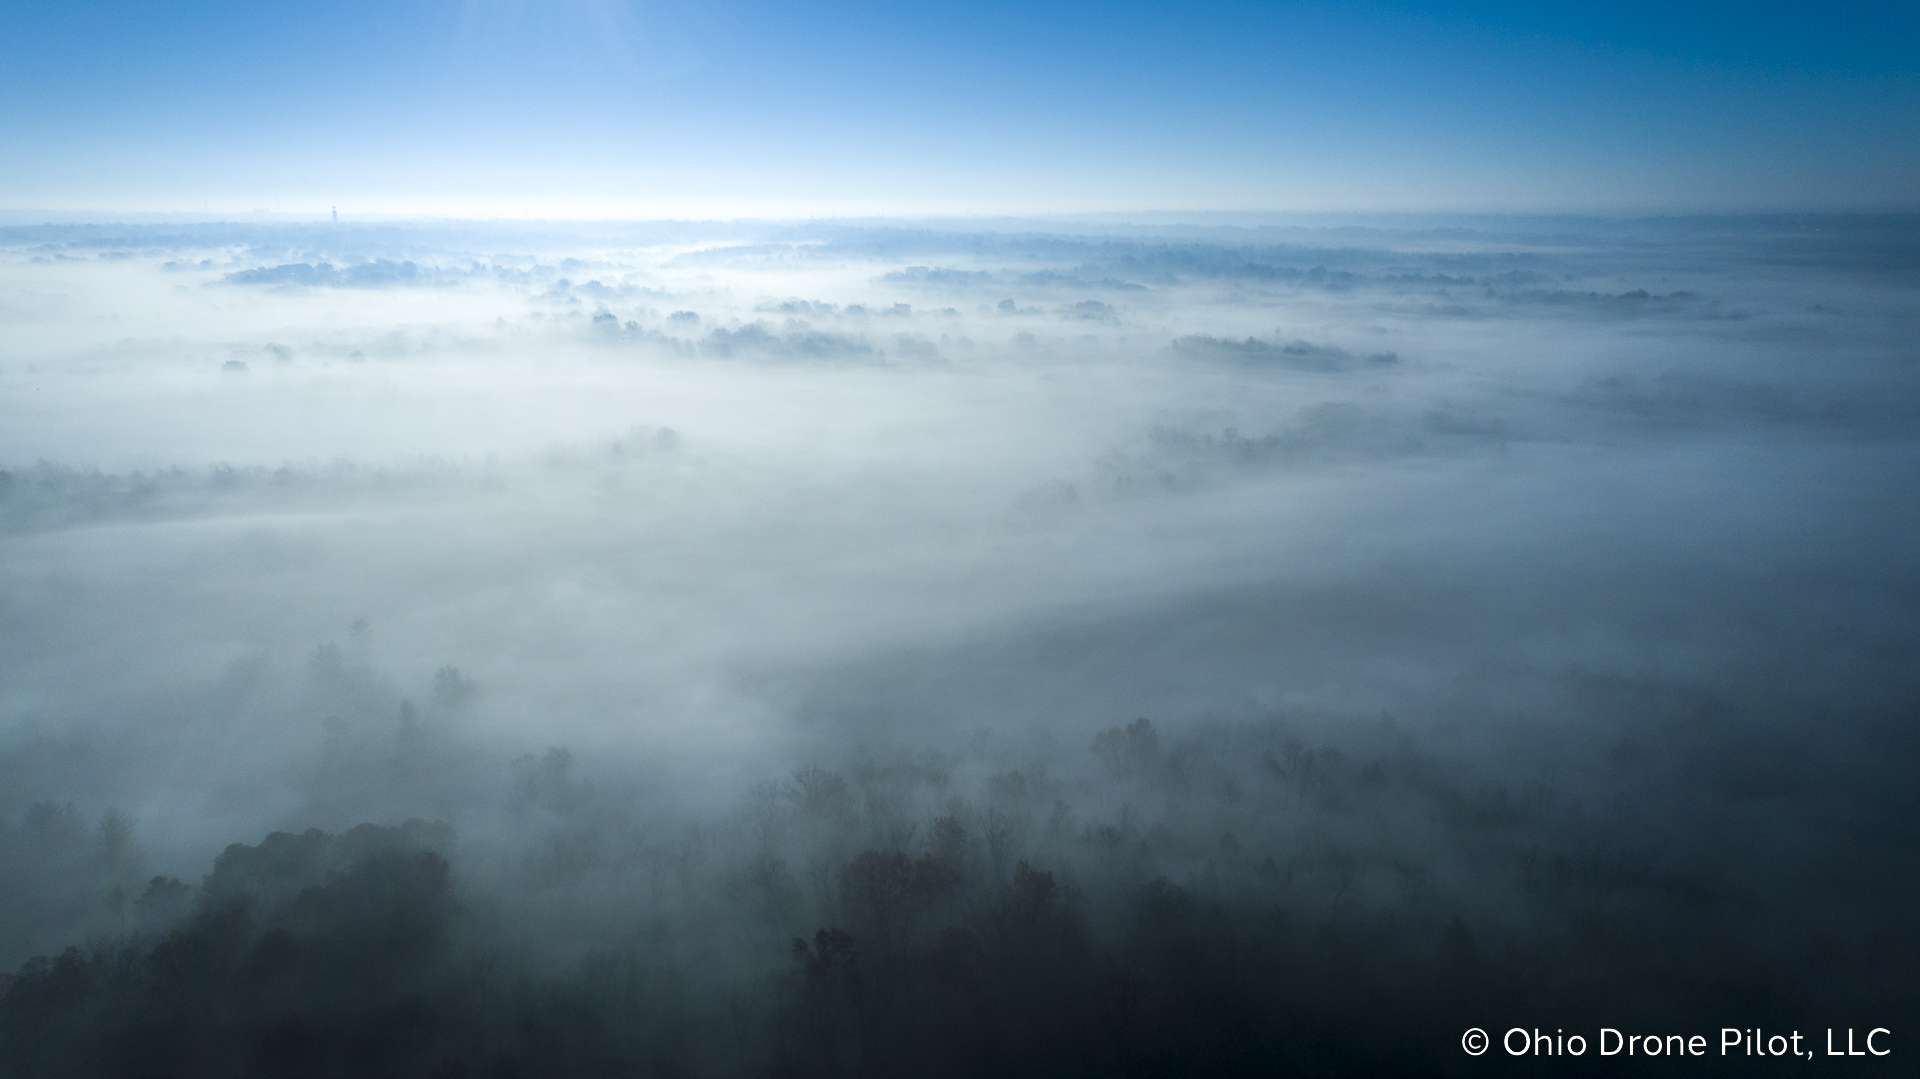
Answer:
[2,215,1915,1074]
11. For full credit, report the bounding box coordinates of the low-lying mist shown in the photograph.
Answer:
[2,215,1916,1075]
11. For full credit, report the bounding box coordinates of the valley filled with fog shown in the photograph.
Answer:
[2,215,1915,1075]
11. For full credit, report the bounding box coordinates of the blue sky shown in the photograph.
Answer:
[2,0,1915,215]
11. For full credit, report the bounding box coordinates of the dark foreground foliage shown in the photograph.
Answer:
[3,711,1913,1078]
[0,837,1459,1078]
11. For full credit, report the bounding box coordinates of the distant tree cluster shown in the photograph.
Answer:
[0,803,155,968]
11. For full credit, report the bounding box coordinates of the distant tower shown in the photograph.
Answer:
[331,206,338,224]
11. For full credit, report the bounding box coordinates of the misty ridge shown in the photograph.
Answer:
[1,215,1917,1076]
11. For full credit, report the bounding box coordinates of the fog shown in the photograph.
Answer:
[2,215,1916,1075]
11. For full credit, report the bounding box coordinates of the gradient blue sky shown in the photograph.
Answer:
[2,0,1915,216]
